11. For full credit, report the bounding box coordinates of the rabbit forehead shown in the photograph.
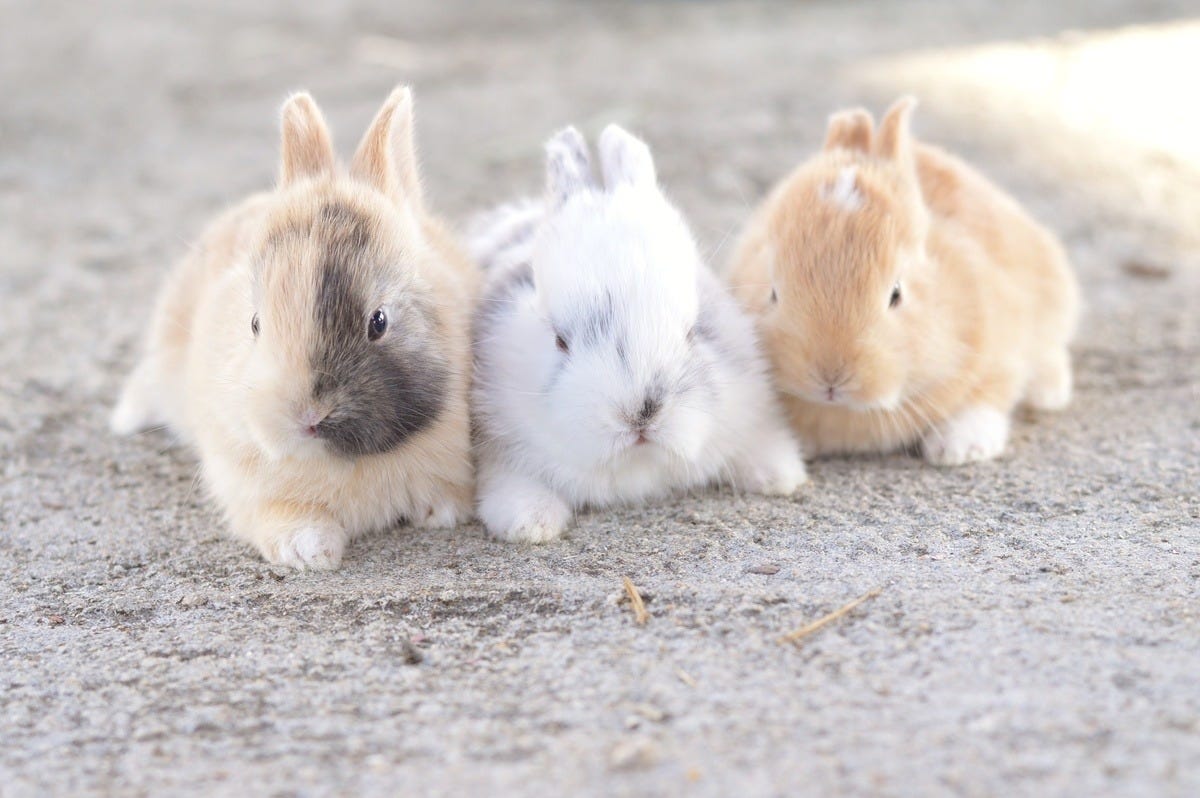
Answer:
[254,189,425,315]
[768,160,912,303]
[534,188,700,312]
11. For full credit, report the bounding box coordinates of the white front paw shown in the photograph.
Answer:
[478,471,572,544]
[495,500,572,543]
[922,406,1010,466]
[272,524,347,570]
[743,453,808,496]
[1025,364,1072,411]
[736,430,808,495]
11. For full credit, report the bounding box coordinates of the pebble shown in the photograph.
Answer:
[748,564,780,575]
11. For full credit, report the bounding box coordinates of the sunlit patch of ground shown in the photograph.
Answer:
[854,20,1200,253]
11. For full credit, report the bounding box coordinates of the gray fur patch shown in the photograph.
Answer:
[473,262,535,348]
[573,291,616,348]
[481,214,538,273]
[307,204,447,458]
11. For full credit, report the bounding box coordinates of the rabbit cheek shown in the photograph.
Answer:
[244,340,318,460]
[311,342,447,458]
[839,349,902,411]
[657,398,711,462]
[766,325,819,401]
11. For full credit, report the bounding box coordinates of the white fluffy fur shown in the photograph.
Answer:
[922,405,1011,466]
[822,166,864,211]
[470,124,806,543]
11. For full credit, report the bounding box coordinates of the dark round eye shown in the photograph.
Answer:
[555,334,569,354]
[889,283,902,309]
[368,308,388,341]
[251,313,260,337]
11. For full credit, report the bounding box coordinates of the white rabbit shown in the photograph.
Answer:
[469,125,806,543]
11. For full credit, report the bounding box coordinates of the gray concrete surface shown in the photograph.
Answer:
[2,1,1198,795]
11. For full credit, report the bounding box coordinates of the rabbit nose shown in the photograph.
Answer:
[635,396,662,427]
[817,365,849,389]
[300,407,330,437]
[815,366,851,402]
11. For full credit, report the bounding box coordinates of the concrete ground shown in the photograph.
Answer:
[2,1,1198,795]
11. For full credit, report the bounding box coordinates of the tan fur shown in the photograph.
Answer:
[113,87,478,567]
[727,97,1079,464]
[823,108,873,153]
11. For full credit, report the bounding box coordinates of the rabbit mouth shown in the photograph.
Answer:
[625,428,655,449]
[781,382,893,412]
[611,427,693,467]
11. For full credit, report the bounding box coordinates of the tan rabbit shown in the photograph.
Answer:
[111,86,478,569]
[728,98,1079,466]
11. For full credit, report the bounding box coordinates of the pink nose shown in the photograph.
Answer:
[300,408,328,436]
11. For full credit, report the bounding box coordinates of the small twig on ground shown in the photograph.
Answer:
[676,668,698,688]
[779,587,882,646]
[622,577,649,626]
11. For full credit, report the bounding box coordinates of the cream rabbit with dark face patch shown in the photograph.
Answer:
[111,87,477,569]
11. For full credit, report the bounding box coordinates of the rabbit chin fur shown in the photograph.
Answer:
[470,125,805,543]
[727,97,1080,466]
[110,87,478,569]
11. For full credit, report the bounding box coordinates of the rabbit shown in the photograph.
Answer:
[727,97,1080,466]
[469,124,806,543]
[110,86,479,569]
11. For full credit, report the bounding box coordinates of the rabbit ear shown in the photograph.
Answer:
[598,124,656,190]
[824,108,874,153]
[874,96,918,162]
[544,126,595,209]
[279,92,336,186]
[350,86,424,208]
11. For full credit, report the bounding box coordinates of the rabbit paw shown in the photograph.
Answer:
[741,452,808,496]
[478,470,572,544]
[922,406,1009,466]
[1024,348,1073,411]
[411,496,471,530]
[270,523,347,571]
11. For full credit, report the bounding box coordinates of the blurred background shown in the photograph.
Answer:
[2,2,1197,796]
[1,0,1196,405]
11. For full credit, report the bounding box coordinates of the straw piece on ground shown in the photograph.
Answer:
[779,587,882,646]
[622,577,649,625]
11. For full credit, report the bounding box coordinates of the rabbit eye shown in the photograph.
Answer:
[889,282,902,309]
[555,333,569,354]
[368,308,388,341]
[251,313,260,337]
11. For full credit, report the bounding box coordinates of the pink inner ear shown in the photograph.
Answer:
[598,125,656,189]
[279,95,335,185]
[349,87,423,207]
[874,97,917,160]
